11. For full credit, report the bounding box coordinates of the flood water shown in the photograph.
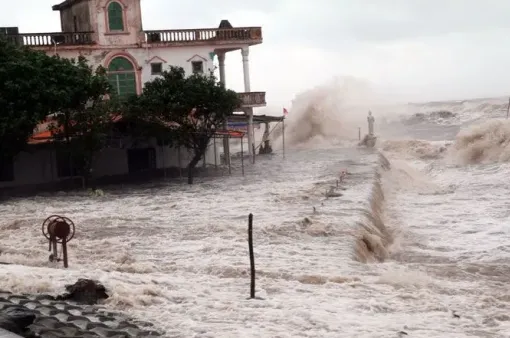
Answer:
[1,94,510,337]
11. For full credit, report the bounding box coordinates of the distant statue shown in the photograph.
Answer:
[358,110,377,148]
[367,110,375,136]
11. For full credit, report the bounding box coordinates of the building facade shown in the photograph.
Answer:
[1,0,266,190]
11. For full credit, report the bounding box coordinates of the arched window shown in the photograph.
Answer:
[107,56,136,98]
[107,1,124,31]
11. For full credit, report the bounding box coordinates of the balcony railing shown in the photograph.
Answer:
[144,27,262,44]
[3,27,262,47]
[237,92,266,109]
[5,32,94,47]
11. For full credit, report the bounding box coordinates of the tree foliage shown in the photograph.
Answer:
[1,36,240,188]
[126,66,241,184]
[0,38,62,159]
[0,38,114,186]
[48,56,115,183]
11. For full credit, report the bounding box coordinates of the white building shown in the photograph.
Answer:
[0,0,266,191]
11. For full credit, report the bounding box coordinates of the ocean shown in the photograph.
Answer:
[1,78,509,337]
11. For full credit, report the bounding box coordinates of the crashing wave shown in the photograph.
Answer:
[448,118,510,165]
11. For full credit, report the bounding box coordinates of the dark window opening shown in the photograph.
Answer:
[0,155,14,182]
[127,148,156,174]
[191,61,204,74]
[56,151,79,178]
[147,32,161,42]
[151,62,163,75]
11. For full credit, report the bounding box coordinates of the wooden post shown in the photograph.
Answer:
[248,213,255,299]
[241,134,245,176]
[282,119,286,159]
[62,240,68,268]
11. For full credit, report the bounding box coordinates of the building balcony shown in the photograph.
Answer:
[144,27,262,46]
[3,26,262,48]
[5,31,94,47]
[235,92,266,111]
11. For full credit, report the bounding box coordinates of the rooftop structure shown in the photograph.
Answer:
[1,0,266,159]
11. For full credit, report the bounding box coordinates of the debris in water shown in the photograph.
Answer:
[325,187,342,198]
[56,279,109,305]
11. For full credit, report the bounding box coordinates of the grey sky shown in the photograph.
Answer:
[3,0,510,107]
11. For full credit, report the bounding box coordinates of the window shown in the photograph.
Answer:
[151,62,163,75]
[107,56,137,99]
[56,151,79,178]
[191,61,204,74]
[107,1,124,31]
[127,148,156,173]
[0,155,14,182]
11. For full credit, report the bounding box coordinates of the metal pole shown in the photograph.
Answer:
[241,134,245,176]
[223,121,230,166]
[228,135,232,175]
[248,213,255,299]
[213,134,217,169]
[358,127,361,140]
[282,119,285,159]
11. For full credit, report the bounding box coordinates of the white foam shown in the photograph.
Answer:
[1,87,510,337]
[447,118,510,165]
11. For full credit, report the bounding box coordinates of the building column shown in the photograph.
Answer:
[217,52,230,166]
[241,47,254,160]
[218,52,226,85]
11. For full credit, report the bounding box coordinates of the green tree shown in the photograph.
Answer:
[0,38,64,161]
[0,39,114,187]
[48,56,115,187]
[127,66,240,184]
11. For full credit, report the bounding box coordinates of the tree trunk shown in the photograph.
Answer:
[187,151,203,184]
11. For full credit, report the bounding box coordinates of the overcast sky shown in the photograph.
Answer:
[3,0,510,107]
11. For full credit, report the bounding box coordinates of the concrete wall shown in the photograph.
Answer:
[0,139,223,189]
[89,0,144,46]
[53,0,214,77]
[0,148,55,188]
[60,0,92,32]
[53,46,215,87]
